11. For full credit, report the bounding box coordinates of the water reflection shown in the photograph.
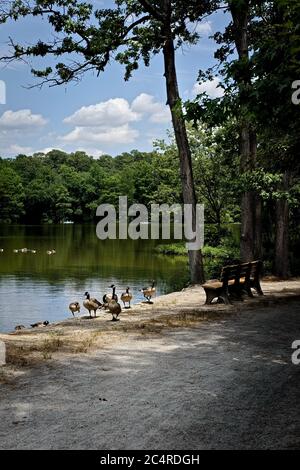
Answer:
[0,225,189,332]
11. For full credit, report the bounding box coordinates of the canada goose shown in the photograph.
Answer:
[83,292,102,318]
[15,325,25,330]
[103,284,118,304]
[69,301,80,317]
[0,249,3,253]
[107,299,122,321]
[46,249,56,255]
[20,248,28,253]
[140,280,156,303]
[120,287,132,308]
[30,249,37,254]
[13,249,19,253]
[31,321,49,328]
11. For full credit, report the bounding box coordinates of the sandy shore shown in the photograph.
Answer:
[1,279,300,365]
[0,280,300,449]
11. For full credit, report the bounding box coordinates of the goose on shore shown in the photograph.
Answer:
[103,284,118,304]
[69,301,80,317]
[121,287,133,308]
[15,325,25,330]
[107,299,122,321]
[140,280,156,303]
[83,292,102,318]
[31,321,49,328]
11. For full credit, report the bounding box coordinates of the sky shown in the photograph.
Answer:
[0,1,228,158]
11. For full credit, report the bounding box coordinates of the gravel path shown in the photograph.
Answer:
[0,299,300,449]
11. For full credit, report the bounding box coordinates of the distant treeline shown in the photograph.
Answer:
[0,126,241,225]
[0,149,180,224]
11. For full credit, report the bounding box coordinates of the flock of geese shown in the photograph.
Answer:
[2,245,157,327]
[0,248,56,255]
[69,281,157,322]
[14,281,157,330]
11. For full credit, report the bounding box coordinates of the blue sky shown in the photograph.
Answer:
[0,2,228,158]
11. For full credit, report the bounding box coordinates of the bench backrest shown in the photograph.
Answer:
[220,264,242,283]
[220,260,263,286]
[249,260,263,280]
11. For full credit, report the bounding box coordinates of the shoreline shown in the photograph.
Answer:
[1,278,300,381]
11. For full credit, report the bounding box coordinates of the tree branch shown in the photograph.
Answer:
[137,0,165,22]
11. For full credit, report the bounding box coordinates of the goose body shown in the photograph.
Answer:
[31,321,49,328]
[0,249,3,253]
[103,284,118,304]
[15,325,25,331]
[107,299,122,321]
[83,292,102,317]
[69,301,80,317]
[46,249,56,255]
[120,287,132,308]
[140,280,156,303]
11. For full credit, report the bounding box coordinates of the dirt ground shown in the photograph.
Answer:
[0,280,300,449]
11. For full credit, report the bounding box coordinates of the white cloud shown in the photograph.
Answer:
[60,94,169,149]
[192,77,224,99]
[64,98,140,127]
[0,109,47,129]
[7,144,33,155]
[62,124,139,145]
[195,21,213,36]
[132,93,170,123]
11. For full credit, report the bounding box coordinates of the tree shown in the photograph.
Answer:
[0,0,217,283]
[186,0,300,277]
[0,163,24,222]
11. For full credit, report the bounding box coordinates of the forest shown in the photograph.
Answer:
[0,0,300,281]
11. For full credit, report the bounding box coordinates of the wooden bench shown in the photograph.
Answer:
[202,260,263,305]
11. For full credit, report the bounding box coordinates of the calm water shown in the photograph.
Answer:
[0,225,189,332]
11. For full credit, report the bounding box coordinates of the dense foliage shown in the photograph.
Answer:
[0,0,299,278]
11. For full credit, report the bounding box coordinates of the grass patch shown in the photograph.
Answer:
[154,242,187,256]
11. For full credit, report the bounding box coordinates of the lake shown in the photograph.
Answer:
[0,225,189,332]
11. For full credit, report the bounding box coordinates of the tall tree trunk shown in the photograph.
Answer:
[239,125,255,261]
[163,33,205,284]
[254,194,263,259]
[250,130,263,260]
[230,0,260,262]
[275,172,290,278]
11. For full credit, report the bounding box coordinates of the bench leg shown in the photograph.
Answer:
[244,286,254,297]
[244,283,254,298]
[253,281,264,296]
[219,288,232,305]
[204,289,217,305]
